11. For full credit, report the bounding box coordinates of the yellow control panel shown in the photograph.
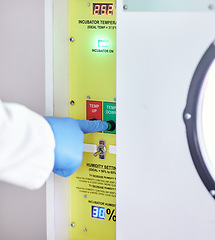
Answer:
[69,0,116,239]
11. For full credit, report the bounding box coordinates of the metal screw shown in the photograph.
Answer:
[123,5,128,10]
[114,98,116,101]
[70,37,74,42]
[184,113,191,120]
[84,195,87,198]
[209,4,214,10]
[70,100,75,105]
[71,223,75,227]
[83,228,87,232]
[87,3,90,7]
[87,96,90,99]
[210,190,215,196]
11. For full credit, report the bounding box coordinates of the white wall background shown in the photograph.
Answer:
[0,0,46,239]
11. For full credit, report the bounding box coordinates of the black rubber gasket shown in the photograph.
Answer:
[183,41,215,199]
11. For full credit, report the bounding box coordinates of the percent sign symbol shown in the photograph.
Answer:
[106,208,116,221]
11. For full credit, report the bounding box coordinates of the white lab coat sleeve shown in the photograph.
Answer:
[0,101,55,190]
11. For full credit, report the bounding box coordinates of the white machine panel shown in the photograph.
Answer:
[117,5,215,240]
[122,0,215,12]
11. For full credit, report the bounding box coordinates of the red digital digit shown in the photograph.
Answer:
[107,4,113,15]
[101,5,107,15]
[94,4,100,15]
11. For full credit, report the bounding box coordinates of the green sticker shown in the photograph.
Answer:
[103,102,116,134]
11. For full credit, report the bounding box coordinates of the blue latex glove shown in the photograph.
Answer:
[44,117,108,177]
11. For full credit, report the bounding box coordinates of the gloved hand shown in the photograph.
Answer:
[44,117,108,177]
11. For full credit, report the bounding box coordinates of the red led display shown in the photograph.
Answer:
[93,3,113,16]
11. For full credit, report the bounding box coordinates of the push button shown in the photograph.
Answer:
[86,101,102,121]
[103,102,116,134]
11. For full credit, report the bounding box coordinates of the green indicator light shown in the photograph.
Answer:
[98,40,109,48]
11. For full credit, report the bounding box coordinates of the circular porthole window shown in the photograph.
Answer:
[184,41,215,199]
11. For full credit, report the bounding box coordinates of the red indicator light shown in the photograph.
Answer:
[99,140,105,146]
